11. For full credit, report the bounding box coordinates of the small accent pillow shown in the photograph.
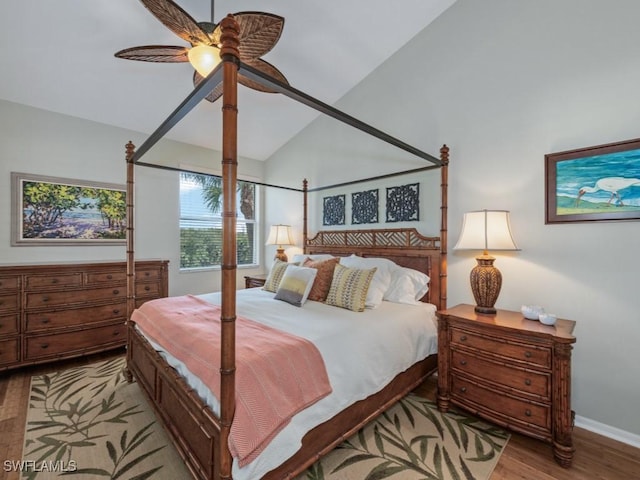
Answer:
[274,265,318,307]
[338,255,395,308]
[325,264,377,312]
[263,259,290,292]
[303,257,339,302]
[384,267,430,305]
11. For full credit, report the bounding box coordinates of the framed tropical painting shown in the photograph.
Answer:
[545,138,640,224]
[11,172,126,245]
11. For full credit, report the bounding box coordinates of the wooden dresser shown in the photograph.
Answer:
[436,304,576,467]
[0,260,168,371]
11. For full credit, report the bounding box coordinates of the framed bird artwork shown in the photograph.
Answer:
[545,137,640,223]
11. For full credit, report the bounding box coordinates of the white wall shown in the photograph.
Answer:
[265,0,640,439]
[0,100,265,294]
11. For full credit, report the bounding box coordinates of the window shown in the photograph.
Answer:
[179,172,258,269]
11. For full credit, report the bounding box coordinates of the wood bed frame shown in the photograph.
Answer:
[124,14,450,480]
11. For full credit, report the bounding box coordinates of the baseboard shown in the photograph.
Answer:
[575,415,640,448]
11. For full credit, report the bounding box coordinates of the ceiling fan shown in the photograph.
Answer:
[115,0,289,103]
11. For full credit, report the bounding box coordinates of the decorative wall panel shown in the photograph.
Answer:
[386,183,420,222]
[351,189,378,224]
[323,194,345,226]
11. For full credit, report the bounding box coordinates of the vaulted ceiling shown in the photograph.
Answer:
[0,0,455,160]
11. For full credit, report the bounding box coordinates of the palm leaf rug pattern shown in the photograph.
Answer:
[23,357,508,480]
[22,357,189,480]
[298,395,509,480]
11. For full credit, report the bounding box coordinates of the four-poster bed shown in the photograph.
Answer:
[124,14,450,480]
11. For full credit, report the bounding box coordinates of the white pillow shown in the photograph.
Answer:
[338,255,396,308]
[384,267,430,305]
[274,265,318,307]
[291,253,335,264]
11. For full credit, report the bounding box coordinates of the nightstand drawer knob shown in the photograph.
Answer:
[460,359,467,366]
[525,378,532,386]
[459,335,467,342]
[41,318,50,324]
[113,289,120,295]
[460,387,467,393]
[524,351,532,358]
[525,409,532,417]
[40,343,49,349]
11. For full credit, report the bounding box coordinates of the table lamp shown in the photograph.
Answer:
[266,224,294,262]
[454,210,519,314]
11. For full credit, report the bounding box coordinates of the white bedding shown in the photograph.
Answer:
[137,287,438,480]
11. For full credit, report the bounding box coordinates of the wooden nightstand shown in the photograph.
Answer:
[436,304,576,467]
[244,274,267,289]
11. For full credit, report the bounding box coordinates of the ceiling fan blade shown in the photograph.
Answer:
[212,12,284,60]
[194,71,223,103]
[140,0,212,46]
[239,59,289,93]
[115,45,189,62]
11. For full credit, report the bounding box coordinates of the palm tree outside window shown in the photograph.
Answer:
[179,172,258,269]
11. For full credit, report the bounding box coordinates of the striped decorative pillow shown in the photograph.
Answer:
[325,264,377,312]
[263,260,290,292]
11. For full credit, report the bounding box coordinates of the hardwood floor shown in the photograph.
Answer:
[2,351,639,480]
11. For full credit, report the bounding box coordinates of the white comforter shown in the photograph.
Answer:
[138,287,438,480]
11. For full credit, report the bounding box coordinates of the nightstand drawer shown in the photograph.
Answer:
[451,327,551,369]
[451,350,550,399]
[452,376,550,430]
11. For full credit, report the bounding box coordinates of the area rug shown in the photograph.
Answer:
[22,357,509,480]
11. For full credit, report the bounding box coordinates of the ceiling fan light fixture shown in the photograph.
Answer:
[188,45,221,77]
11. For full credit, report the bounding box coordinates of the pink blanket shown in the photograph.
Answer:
[131,295,332,466]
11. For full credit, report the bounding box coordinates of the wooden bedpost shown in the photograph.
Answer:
[303,178,308,253]
[125,141,136,383]
[439,144,449,310]
[219,14,240,480]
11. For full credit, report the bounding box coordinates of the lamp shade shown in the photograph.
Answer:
[454,210,519,252]
[187,45,221,78]
[266,224,294,246]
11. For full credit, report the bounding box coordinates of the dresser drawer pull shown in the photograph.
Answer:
[51,278,59,284]
[40,343,49,349]
[41,296,50,303]
[524,379,532,386]
[113,331,121,336]
[113,289,120,295]
[460,359,467,366]
[40,318,50,324]
[144,272,150,277]
[144,286,151,291]
[107,274,113,280]
[113,309,121,315]
[524,351,532,358]
[460,387,467,393]
[525,409,532,417]
[459,335,467,342]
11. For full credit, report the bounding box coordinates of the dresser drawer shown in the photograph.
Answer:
[0,314,19,335]
[25,323,126,360]
[26,302,128,332]
[26,273,82,290]
[0,338,20,365]
[450,327,551,369]
[0,276,20,292]
[136,282,160,297]
[137,269,160,281]
[451,376,550,430]
[26,286,126,309]
[451,350,550,399]
[85,271,127,285]
[0,293,20,313]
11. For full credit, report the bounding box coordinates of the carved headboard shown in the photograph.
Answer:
[305,228,445,310]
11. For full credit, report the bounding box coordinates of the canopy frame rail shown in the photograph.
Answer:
[129,58,443,172]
